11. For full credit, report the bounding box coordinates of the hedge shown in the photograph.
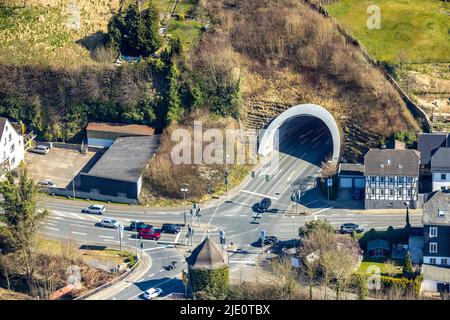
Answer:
[189,266,229,300]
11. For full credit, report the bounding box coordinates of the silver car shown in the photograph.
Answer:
[31,145,49,155]
[100,218,119,229]
[82,204,106,215]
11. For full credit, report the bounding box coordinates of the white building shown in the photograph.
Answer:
[431,147,450,191]
[0,117,24,173]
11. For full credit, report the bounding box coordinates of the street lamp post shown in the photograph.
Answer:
[404,201,411,229]
[181,187,188,226]
[291,216,295,239]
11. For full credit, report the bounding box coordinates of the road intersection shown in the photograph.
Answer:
[38,119,422,299]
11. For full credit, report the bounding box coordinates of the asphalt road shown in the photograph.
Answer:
[38,118,422,300]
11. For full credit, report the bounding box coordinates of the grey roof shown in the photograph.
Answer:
[339,163,364,176]
[418,133,449,166]
[186,238,227,270]
[367,239,390,251]
[86,135,160,182]
[422,264,450,283]
[364,149,420,177]
[423,190,450,226]
[431,147,450,172]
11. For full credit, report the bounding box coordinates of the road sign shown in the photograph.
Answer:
[139,241,144,249]
[119,224,124,239]
[259,229,266,241]
[327,178,333,187]
[219,230,225,244]
[182,270,188,286]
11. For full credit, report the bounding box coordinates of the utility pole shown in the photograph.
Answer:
[118,224,124,251]
[224,169,229,196]
[181,186,188,226]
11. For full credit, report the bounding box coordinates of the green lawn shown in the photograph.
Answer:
[325,0,450,63]
[357,261,403,276]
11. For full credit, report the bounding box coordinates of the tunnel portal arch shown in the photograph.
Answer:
[258,104,341,163]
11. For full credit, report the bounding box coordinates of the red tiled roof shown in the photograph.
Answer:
[86,122,155,136]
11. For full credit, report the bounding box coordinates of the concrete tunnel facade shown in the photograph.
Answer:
[257,104,341,163]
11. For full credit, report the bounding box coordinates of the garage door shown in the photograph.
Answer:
[354,178,366,189]
[340,178,352,188]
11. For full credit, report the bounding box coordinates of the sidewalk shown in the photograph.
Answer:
[84,251,152,300]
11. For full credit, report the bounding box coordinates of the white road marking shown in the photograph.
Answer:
[71,231,87,236]
[128,278,178,300]
[44,226,59,231]
[174,229,182,243]
[240,190,279,200]
[312,206,334,215]
[99,235,115,239]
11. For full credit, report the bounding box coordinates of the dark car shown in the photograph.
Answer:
[256,235,278,247]
[137,227,161,240]
[258,198,272,212]
[340,223,364,234]
[352,189,364,200]
[161,224,181,234]
[129,221,152,232]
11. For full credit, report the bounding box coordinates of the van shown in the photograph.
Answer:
[31,145,49,155]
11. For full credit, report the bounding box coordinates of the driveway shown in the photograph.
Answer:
[25,147,98,188]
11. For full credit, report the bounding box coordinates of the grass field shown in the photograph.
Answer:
[357,261,403,276]
[326,0,450,63]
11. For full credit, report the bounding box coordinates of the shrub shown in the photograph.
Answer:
[190,266,229,300]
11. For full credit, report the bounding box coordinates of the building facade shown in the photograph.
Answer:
[0,117,24,173]
[364,148,420,209]
[422,190,450,267]
[431,147,450,192]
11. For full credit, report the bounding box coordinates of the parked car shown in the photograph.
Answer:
[31,145,49,155]
[256,235,278,247]
[258,198,272,212]
[352,189,364,200]
[340,223,364,234]
[137,227,161,240]
[143,287,162,300]
[37,179,56,188]
[161,223,181,234]
[100,218,120,229]
[82,204,106,215]
[129,221,152,232]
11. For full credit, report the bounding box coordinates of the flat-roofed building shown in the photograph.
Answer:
[86,122,155,148]
[79,135,159,201]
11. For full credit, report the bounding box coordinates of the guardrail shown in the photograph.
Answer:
[73,244,141,300]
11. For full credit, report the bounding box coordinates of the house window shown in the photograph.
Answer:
[441,173,447,180]
[442,186,447,191]
[398,177,404,184]
[438,209,446,217]
[371,176,376,183]
[10,157,15,165]
[430,258,436,264]
[429,242,438,253]
[380,177,385,183]
[389,177,394,184]
[407,189,412,197]
[2,151,5,159]
[442,258,448,265]
[398,189,402,196]
[389,189,394,196]
[430,226,438,238]
[371,189,375,196]
[8,133,11,141]
[407,177,412,184]
[10,144,14,152]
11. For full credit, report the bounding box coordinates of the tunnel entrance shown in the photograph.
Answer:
[275,116,333,166]
[258,104,341,163]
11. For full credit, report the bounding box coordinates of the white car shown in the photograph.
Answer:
[82,204,106,215]
[99,218,119,229]
[31,145,49,155]
[143,287,162,300]
[37,179,56,188]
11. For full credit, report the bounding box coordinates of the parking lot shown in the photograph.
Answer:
[25,147,99,188]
